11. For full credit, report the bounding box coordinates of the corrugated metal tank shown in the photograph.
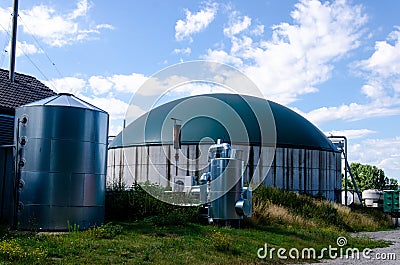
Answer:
[15,93,108,230]
[107,93,342,202]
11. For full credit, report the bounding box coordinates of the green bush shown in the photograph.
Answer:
[88,222,123,239]
[210,230,232,252]
[105,183,200,224]
[0,238,26,261]
[0,238,47,263]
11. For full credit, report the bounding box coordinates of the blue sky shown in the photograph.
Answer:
[0,0,399,180]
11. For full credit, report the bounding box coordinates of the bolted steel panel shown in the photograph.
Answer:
[84,174,105,205]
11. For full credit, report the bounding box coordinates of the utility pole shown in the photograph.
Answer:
[9,0,19,82]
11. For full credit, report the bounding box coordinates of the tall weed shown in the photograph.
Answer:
[252,186,393,232]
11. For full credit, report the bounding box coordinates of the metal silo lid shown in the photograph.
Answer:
[23,93,106,112]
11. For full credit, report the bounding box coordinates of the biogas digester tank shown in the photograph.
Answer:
[15,93,108,230]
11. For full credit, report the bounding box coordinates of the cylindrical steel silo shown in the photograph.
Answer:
[15,93,109,230]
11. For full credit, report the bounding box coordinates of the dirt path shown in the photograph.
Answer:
[299,229,400,264]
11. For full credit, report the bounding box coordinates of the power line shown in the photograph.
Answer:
[0,10,74,93]
[1,26,58,91]
[0,12,55,86]
[17,14,65,81]
[0,24,57,92]
[0,12,62,92]
[0,22,58,91]
[0,14,12,68]
[19,47,59,92]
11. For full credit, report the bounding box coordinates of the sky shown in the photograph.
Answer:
[0,0,400,180]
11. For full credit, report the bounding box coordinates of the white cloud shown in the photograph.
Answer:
[324,129,376,140]
[6,41,42,57]
[109,123,123,137]
[79,95,130,120]
[47,72,148,97]
[44,76,87,94]
[203,49,243,67]
[134,75,190,97]
[125,104,146,124]
[79,94,145,136]
[357,27,400,77]
[109,73,148,94]
[96,24,115,30]
[163,82,232,98]
[0,8,41,57]
[223,14,251,37]
[88,76,113,95]
[173,47,192,55]
[361,83,386,99]
[251,24,264,36]
[205,0,367,105]
[299,27,400,125]
[86,73,148,95]
[46,74,147,131]
[349,137,400,179]
[353,27,400,105]
[69,0,91,20]
[17,0,113,47]
[175,2,218,42]
[295,99,400,126]
[230,35,255,56]
[0,7,11,31]
[42,74,146,136]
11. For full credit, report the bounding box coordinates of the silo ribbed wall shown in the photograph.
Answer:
[107,144,341,202]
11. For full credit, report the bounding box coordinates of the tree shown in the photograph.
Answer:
[387,178,399,190]
[343,162,393,191]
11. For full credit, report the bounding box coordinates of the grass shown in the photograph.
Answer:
[0,186,394,264]
[0,221,389,265]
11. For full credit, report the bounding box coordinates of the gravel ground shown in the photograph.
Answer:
[296,229,400,265]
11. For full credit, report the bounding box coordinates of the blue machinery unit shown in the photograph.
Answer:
[200,140,252,224]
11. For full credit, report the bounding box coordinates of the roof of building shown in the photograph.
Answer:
[0,69,56,114]
[110,93,338,152]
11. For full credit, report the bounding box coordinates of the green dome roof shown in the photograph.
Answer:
[110,93,337,152]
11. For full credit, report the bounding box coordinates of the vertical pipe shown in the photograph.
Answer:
[166,145,171,185]
[12,118,20,229]
[328,135,348,205]
[9,0,19,82]
[344,137,348,206]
